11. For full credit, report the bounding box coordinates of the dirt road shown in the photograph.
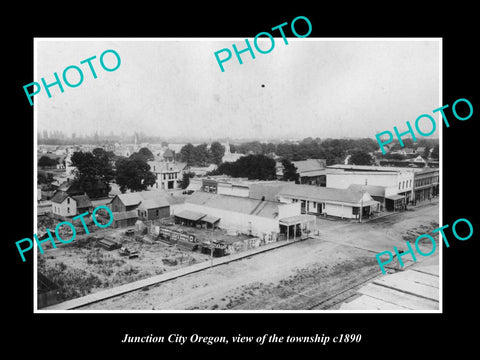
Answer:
[82,201,440,310]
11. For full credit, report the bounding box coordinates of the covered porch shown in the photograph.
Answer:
[279,214,317,241]
[385,194,406,212]
[174,209,206,227]
[199,214,221,229]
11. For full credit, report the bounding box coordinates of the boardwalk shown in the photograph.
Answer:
[340,255,439,310]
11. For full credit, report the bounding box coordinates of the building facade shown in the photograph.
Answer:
[412,168,439,204]
[326,165,415,205]
[148,160,188,191]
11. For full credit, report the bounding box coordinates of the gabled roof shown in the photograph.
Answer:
[51,190,69,204]
[175,209,206,221]
[71,194,92,208]
[114,193,143,207]
[112,190,170,208]
[138,198,170,210]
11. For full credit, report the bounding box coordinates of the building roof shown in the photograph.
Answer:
[348,184,386,198]
[292,159,326,174]
[327,164,418,174]
[186,191,282,219]
[166,195,187,205]
[249,183,290,202]
[201,214,221,224]
[279,214,316,225]
[112,190,170,208]
[50,190,69,204]
[138,198,170,210]
[175,209,206,221]
[148,160,187,173]
[278,184,370,205]
[251,182,378,205]
[71,194,92,208]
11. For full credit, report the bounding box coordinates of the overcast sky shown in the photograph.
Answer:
[35,38,440,141]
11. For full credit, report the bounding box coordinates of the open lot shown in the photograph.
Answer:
[38,216,248,303]
[81,200,440,310]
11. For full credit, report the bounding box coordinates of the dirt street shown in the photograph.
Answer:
[82,201,440,310]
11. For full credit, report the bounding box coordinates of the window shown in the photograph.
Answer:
[399,182,401,190]
[67,207,70,214]
[67,198,70,204]
[156,209,159,216]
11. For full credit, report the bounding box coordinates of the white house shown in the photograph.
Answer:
[148,160,188,192]
[50,191,92,219]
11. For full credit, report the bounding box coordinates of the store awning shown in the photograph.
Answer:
[174,210,206,222]
[360,200,381,207]
[279,214,316,226]
[201,215,221,224]
[385,194,405,201]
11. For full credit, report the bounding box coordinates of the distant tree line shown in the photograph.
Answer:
[227,137,380,165]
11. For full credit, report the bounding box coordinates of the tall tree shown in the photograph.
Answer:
[179,143,195,165]
[211,154,276,180]
[423,145,431,159]
[209,141,225,165]
[38,156,58,167]
[282,159,299,183]
[114,158,156,193]
[136,147,155,162]
[430,144,439,160]
[180,171,196,189]
[70,149,114,197]
[348,150,374,165]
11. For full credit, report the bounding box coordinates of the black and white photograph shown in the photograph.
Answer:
[34,38,441,312]
[6,6,478,355]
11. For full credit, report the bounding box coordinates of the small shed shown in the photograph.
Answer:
[174,210,206,227]
[200,214,221,229]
